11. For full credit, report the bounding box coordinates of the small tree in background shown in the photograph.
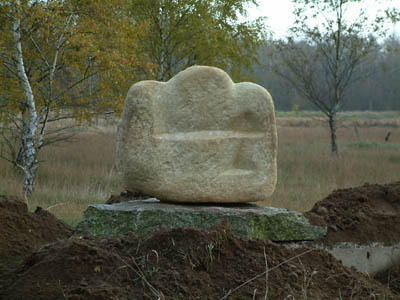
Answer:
[270,0,388,154]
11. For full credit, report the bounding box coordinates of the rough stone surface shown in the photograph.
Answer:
[75,199,327,241]
[116,65,277,203]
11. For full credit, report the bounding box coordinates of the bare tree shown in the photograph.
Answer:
[270,0,386,154]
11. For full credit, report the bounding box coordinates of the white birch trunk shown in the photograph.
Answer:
[158,6,166,81]
[12,4,39,195]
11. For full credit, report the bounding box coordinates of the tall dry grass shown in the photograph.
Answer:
[263,126,400,211]
[0,120,399,225]
[0,127,123,225]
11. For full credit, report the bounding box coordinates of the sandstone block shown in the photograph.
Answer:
[116,66,277,203]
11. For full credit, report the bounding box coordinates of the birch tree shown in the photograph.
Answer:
[10,0,39,194]
[130,0,265,81]
[0,0,149,194]
[270,0,385,154]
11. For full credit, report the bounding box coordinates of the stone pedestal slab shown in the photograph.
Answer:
[76,199,327,241]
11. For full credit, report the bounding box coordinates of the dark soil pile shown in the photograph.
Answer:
[2,181,400,299]
[0,195,73,279]
[305,181,400,245]
[2,222,397,300]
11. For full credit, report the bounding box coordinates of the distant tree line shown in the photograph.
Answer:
[254,35,400,112]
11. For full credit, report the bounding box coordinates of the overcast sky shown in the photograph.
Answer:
[246,0,400,38]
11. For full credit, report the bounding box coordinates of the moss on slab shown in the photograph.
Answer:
[75,199,326,241]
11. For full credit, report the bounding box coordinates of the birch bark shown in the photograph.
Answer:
[12,3,39,195]
[158,2,168,81]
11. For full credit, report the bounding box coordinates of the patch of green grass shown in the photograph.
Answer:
[276,110,400,120]
[388,155,400,164]
[345,141,400,150]
[339,110,400,120]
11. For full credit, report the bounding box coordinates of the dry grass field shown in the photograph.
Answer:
[0,112,399,226]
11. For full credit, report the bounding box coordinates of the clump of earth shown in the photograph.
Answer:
[0,195,73,277]
[1,182,400,299]
[306,181,400,245]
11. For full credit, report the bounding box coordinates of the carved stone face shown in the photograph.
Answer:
[116,66,277,203]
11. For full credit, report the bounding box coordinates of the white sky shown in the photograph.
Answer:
[245,0,400,38]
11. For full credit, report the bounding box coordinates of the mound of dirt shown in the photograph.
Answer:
[306,181,400,245]
[2,222,397,300]
[3,182,400,299]
[0,195,73,290]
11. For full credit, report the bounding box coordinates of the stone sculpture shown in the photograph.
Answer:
[116,65,277,203]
